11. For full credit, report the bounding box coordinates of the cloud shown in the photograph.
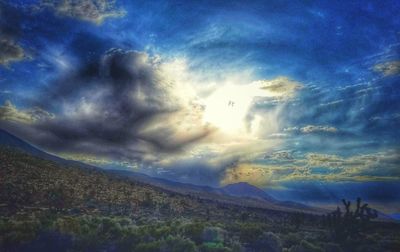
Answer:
[221,163,276,187]
[284,125,338,134]
[41,0,126,24]
[0,38,25,66]
[264,150,294,161]
[373,61,400,76]
[0,49,212,164]
[0,4,26,66]
[0,100,53,124]
[0,45,299,176]
[221,149,400,187]
[300,125,338,133]
[257,76,303,100]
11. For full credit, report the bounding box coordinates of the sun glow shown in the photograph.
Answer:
[202,84,263,134]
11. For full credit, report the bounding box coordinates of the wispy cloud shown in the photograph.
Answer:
[373,61,400,76]
[258,77,303,100]
[0,100,53,124]
[221,150,400,187]
[284,125,338,134]
[40,0,126,24]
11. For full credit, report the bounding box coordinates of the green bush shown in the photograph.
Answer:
[253,232,282,252]
[283,232,301,248]
[239,223,263,244]
[289,240,323,252]
[163,235,198,252]
[182,222,206,244]
[202,226,226,243]
[135,240,163,252]
[200,242,231,252]
[134,236,198,252]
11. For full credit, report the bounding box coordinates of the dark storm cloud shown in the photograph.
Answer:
[0,2,27,66]
[0,47,210,161]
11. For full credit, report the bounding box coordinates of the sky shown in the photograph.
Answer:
[0,0,399,212]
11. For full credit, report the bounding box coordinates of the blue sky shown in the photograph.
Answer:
[0,0,399,212]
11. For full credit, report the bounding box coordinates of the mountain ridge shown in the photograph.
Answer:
[0,128,320,213]
[222,182,276,202]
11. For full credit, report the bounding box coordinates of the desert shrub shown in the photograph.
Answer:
[325,198,378,241]
[0,218,41,247]
[99,217,124,240]
[20,231,74,252]
[289,240,323,252]
[323,242,343,252]
[135,240,163,252]
[230,241,244,252]
[203,226,227,243]
[251,232,282,252]
[153,225,174,239]
[239,223,263,244]
[199,242,231,252]
[118,227,141,248]
[142,192,155,208]
[55,217,85,236]
[163,235,198,252]
[134,235,198,252]
[182,222,206,244]
[283,232,301,248]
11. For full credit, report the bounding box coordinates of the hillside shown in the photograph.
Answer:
[1,148,400,251]
[0,147,305,219]
[222,182,276,202]
[0,129,95,169]
[0,129,318,214]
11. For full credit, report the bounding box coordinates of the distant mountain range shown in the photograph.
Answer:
[222,182,276,202]
[0,129,321,213]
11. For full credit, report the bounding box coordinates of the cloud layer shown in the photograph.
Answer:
[0,38,25,66]
[40,0,126,24]
[373,61,400,76]
[0,49,215,164]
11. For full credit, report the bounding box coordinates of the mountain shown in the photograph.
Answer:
[111,170,323,212]
[0,129,320,213]
[222,182,276,202]
[0,129,54,159]
[109,169,225,196]
[0,129,94,169]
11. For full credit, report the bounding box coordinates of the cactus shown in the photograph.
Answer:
[324,198,378,241]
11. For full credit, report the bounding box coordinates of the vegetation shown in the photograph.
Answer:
[1,148,400,251]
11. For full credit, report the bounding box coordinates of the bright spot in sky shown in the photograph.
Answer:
[202,84,260,134]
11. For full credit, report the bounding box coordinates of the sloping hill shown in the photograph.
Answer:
[0,129,321,214]
[0,129,58,160]
[0,129,92,169]
[222,182,276,202]
[0,147,318,221]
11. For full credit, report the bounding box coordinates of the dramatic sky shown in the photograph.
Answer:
[1,0,399,212]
